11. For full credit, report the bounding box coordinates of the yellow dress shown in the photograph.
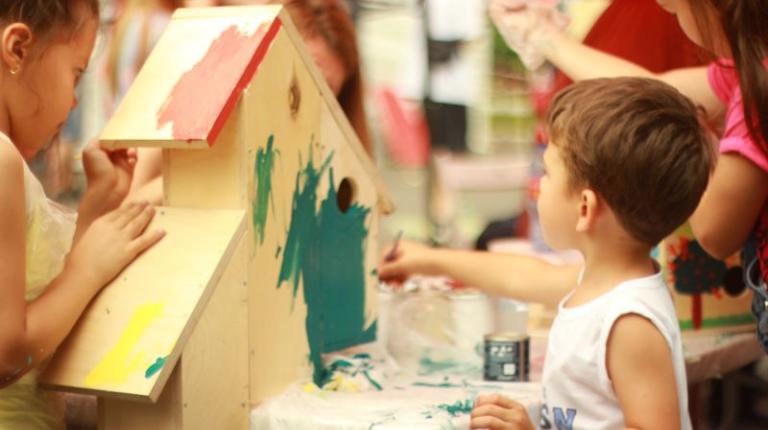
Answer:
[0,133,76,429]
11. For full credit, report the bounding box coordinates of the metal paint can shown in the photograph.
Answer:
[483,332,529,382]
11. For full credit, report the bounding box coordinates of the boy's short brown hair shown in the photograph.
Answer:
[547,77,714,246]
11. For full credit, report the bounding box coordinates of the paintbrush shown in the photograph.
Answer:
[384,230,403,262]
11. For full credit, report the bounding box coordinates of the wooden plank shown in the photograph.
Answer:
[180,234,249,428]
[276,8,395,214]
[99,368,182,429]
[163,99,246,210]
[98,235,250,429]
[100,6,281,148]
[244,27,380,403]
[242,27,321,404]
[317,100,379,351]
[41,207,246,402]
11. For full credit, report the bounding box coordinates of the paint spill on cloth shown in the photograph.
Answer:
[437,398,474,417]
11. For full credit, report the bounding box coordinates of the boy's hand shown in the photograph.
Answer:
[68,202,165,290]
[378,240,438,284]
[470,394,535,430]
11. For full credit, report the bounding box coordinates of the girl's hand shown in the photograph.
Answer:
[81,141,137,214]
[378,240,439,284]
[68,202,165,290]
[489,0,567,69]
[470,394,535,430]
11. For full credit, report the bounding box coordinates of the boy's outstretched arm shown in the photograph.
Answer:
[378,240,578,307]
[607,314,682,430]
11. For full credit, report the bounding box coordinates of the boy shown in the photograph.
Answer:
[384,77,712,429]
[474,78,712,429]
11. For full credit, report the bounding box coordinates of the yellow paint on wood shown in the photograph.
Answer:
[84,303,165,387]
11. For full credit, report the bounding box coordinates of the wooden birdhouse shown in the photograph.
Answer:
[658,224,753,332]
[40,6,393,429]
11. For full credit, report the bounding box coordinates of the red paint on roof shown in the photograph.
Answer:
[156,18,282,145]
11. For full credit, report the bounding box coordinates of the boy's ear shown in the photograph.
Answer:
[575,189,599,233]
[2,24,33,75]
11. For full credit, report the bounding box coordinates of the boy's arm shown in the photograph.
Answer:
[378,240,578,307]
[607,314,681,430]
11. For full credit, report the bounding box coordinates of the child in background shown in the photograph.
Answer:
[473,78,711,429]
[0,1,165,427]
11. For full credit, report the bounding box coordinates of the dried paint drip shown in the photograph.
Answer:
[145,356,168,378]
[276,147,375,385]
[156,21,279,143]
[253,134,276,245]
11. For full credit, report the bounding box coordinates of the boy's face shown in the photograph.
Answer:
[537,142,580,250]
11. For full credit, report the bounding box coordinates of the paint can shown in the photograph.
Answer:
[483,332,529,382]
[448,289,493,355]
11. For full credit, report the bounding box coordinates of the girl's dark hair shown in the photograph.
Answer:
[0,0,99,38]
[278,0,372,156]
[690,0,768,153]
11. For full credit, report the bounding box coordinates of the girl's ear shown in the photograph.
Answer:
[2,24,33,75]
[575,188,599,233]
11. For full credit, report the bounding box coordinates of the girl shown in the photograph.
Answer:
[0,1,165,427]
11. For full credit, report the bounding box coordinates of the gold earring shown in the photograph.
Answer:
[10,67,19,75]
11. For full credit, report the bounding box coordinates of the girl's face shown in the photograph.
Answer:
[657,0,729,57]
[305,36,348,97]
[5,17,97,159]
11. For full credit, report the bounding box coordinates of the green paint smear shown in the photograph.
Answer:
[413,381,461,388]
[276,148,375,385]
[363,370,383,391]
[437,399,474,417]
[253,134,276,245]
[145,356,167,378]
[679,313,754,330]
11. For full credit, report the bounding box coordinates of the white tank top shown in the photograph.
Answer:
[540,269,691,430]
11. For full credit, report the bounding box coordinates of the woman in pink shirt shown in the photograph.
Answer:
[484,0,768,345]
[383,0,768,339]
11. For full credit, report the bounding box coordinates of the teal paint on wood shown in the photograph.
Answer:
[275,148,376,385]
[253,134,276,245]
[145,356,167,378]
